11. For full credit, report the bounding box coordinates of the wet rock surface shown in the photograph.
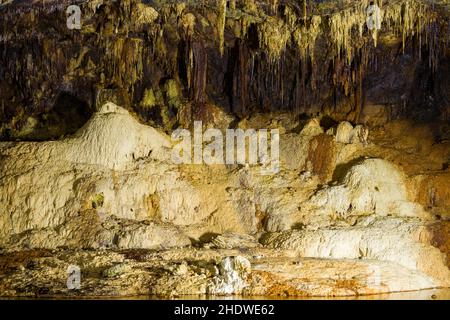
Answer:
[0,0,449,298]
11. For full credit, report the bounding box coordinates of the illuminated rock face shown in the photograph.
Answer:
[261,218,450,288]
[208,256,252,295]
[309,158,429,220]
[66,102,172,170]
[0,103,199,249]
[0,102,449,296]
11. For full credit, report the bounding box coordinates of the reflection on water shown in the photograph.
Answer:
[3,288,450,300]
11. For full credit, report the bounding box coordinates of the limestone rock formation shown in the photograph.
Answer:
[208,256,252,295]
[67,102,172,169]
[0,103,192,249]
[309,158,429,221]
[261,217,450,288]
[332,121,369,145]
[0,102,449,297]
[0,0,449,299]
[202,233,262,250]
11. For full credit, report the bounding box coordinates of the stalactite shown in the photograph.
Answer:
[284,5,298,29]
[179,12,196,37]
[329,3,367,64]
[383,0,430,53]
[271,0,279,15]
[179,12,196,91]
[238,41,250,115]
[230,0,236,11]
[294,15,321,61]
[191,41,208,104]
[303,0,307,21]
